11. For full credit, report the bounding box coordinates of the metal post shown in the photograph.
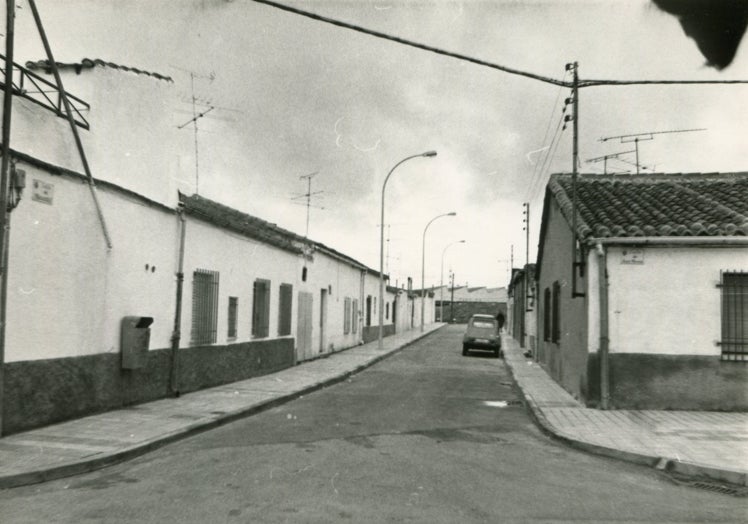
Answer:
[420,212,455,332]
[0,0,15,436]
[28,0,112,249]
[379,151,436,349]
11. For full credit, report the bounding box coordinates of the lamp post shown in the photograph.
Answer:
[440,240,465,322]
[421,212,456,331]
[379,151,437,349]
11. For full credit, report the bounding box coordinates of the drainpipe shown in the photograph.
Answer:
[169,205,186,397]
[596,242,610,409]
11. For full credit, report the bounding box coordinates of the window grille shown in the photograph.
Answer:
[252,279,271,338]
[227,296,238,340]
[719,271,747,362]
[552,281,561,343]
[278,283,293,336]
[191,269,219,346]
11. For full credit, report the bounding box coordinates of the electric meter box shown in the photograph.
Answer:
[121,316,153,369]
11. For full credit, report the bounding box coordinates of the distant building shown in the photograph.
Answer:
[508,264,536,352]
[535,172,748,410]
[434,285,507,323]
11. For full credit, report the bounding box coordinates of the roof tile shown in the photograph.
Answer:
[549,172,748,239]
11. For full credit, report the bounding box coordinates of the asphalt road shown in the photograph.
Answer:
[0,325,744,523]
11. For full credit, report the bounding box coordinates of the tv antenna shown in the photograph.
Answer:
[291,172,324,237]
[586,149,636,174]
[176,70,217,194]
[598,128,706,174]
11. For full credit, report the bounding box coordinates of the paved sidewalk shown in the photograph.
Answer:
[0,324,445,490]
[501,335,748,487]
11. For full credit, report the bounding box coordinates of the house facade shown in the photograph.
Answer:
[0,59,430,435]
[507,265,536,353]
[536,172,748,410]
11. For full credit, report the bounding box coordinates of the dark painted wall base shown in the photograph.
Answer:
[585,353,748,411]
[361,324,395,344]
[2,338,295,435]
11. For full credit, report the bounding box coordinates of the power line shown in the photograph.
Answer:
[252,0,748,88]
[524,69,569,201]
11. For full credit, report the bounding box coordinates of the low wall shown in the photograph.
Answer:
[2,338,295,434]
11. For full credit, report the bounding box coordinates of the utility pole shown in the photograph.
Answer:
[0,0,15,436]
[565,61,584,299]
[522,202,529,267]
[449,271,455,323]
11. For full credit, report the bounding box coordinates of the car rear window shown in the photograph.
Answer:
[471,319,496,328]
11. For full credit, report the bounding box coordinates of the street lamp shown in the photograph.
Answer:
[421,212,456,331]
[440,240,465,322]
[379,151,437,349]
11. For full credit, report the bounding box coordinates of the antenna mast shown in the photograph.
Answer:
[294,172,324,237]
[599,128,706,174]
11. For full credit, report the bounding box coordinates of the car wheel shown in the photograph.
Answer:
[462,345,469,356]
[494,348,500,358]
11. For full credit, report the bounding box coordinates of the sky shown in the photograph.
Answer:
[9,0,748,289]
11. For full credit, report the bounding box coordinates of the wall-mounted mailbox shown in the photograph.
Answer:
[121,316,153,370]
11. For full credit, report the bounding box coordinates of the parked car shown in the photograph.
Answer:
[462,314,502,358]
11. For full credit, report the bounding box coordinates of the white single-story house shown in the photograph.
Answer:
[0,58,432,434]
[536,172,747,410]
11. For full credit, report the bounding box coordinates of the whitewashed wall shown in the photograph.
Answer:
[5,164,178,362]
[588,245,747,356]
[10,69,182,207]
[181,217,300,347]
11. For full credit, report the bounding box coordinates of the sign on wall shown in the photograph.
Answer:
[32,179,54,205]
[621,248,644,265]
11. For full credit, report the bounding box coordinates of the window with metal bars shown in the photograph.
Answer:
[227,296,238,340]
[191,269,219,346]
[252,278,271,338]
[719,271,747,362]
[278,283,293,336]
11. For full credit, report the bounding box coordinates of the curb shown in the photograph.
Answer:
[503,352,748,488]
[0,326,444,490]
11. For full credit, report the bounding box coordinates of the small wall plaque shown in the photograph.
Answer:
[32,179,54,205]
[621,248,644,265]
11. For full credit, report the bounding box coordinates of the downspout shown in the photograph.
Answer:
[596,242,610,409]
[0,0,15,436]
[169,205,186,397]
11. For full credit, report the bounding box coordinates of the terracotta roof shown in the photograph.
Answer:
[548,172,748,239]
[25,58,173,82]
[180,193,307,255]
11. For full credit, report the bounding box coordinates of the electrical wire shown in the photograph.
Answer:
[252,0,748,88]
[524,70,569,201]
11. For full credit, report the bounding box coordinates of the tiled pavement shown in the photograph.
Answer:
[1,323,746,490]
[502,335,748,486]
